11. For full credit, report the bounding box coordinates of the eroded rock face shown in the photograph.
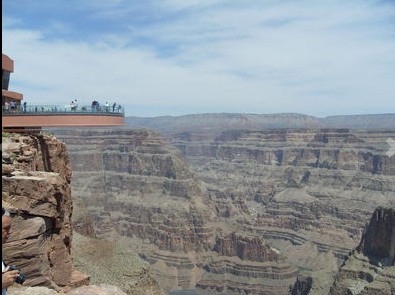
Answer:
[2,133,74,289]
[2,132,163,295]
[171,128,395,266]
[358,208,395,264]
[53,128,299,295]
[288,276,313,295]
[327,207,395,295]
[51,128,395,295]
[213,232,279,262]
[288,270,335,295]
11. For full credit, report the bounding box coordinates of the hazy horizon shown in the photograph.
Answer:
[125,111,395,119]
[3,1,395,117]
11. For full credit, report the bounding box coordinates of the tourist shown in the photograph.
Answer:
[9,101,15,112]
[112,102,116,112]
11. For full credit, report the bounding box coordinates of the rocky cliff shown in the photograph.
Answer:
[327,207,395,295]
[288,207,395,295]
[2,133,77,290]
[1,132,164,295]
[358,208,395,265]
[51,127,395,294]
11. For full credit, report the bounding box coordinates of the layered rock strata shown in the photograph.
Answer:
[328,207,395,295]
[2,132,164,295]
[51,128,395,294]
[125,113,395,133]
[287,270,335,295]
[53,128,300,295]
[2,133,78,289]
[171,129,395,270]
[358,208,395,265]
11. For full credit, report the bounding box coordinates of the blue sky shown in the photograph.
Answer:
[2,0,395,117]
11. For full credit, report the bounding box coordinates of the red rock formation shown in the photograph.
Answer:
[2,133,80,289]
[2,132,168,295]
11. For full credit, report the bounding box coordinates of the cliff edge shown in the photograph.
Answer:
[328,207,395,295]
[2,133,77,290]
[289,207,395,295]
[2,132,163,295]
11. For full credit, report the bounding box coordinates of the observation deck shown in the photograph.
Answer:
[2,53,124,133]
[2,104,124,132]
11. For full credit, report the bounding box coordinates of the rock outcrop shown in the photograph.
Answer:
[2,133,78,290]
[289,276,313,295]
[213,232,279,262]
[2,132,164,295]
[288,207,395,295]
[358,208,395,265]
[288,270,336,295]
[328,207,395,295]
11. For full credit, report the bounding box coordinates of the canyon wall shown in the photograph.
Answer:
[52,127,395,294]
[53,128,300,295]
[328,207,395,295]
[2,133,164,295]
[288,207,395,295]
[172,128,395,294]
[2,133,77,290]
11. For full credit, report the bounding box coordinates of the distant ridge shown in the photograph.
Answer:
[321,113,395,129]
[125,113,395,135]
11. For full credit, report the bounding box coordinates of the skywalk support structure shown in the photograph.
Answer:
[2,53,124,133]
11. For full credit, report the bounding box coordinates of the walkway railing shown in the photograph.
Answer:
[2,104,124,116]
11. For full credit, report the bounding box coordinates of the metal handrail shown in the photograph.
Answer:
[2,104,124,116]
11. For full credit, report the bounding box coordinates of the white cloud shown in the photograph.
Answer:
[2,0,395,117]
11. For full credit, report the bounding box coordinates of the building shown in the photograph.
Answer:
[2,53,124,133]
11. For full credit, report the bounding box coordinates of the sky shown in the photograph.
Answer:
[2,0,395,118]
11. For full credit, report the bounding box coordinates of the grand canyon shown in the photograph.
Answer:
[55,113,395,294]
[2,113,395,295]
